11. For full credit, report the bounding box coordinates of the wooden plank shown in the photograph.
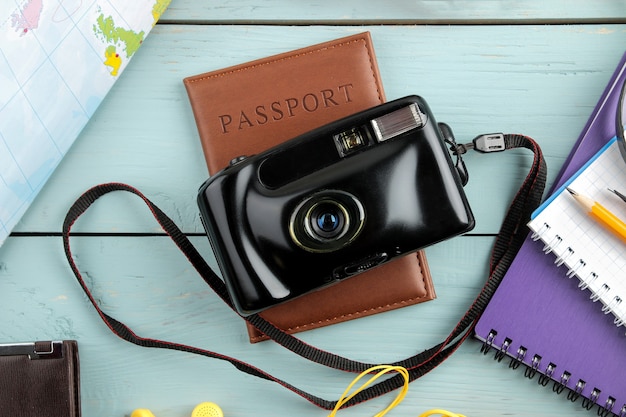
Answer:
[14,24,626,235]
[3,4,625,417]
[161,0,626,23]
[0,234,598,417]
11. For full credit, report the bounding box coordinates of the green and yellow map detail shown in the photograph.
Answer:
[93,0,170,76]
[1,0,172,245]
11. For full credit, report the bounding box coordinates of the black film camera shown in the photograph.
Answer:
[198,96,475,315]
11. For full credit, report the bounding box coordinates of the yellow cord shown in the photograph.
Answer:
[328,365,466,417]
[328,365,409,417]
[418,410,466,417]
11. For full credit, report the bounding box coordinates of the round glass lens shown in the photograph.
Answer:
[309,202,347,240]
[317,212,340,232]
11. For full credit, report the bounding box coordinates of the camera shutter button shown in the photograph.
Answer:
[229,155,248,166]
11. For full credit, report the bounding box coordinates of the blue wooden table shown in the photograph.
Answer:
[2,2,626,416]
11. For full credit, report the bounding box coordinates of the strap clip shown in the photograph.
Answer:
[451,133,506,155]
[472,133,506,153]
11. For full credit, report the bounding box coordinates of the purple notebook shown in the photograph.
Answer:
[474,52,626,416]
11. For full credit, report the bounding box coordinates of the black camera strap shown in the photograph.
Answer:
[62,133,546,410]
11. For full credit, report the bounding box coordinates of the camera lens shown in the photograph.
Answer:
[309,202,347,239]
[318,213,338,232]
[289,190,365,253]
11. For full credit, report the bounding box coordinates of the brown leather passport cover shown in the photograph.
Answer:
[0,340,80,416]
[184,32,435,342]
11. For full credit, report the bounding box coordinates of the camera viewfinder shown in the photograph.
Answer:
[333,127,368,157]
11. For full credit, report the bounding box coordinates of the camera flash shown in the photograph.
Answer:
[371,103,426,142]
[333,127,366,156]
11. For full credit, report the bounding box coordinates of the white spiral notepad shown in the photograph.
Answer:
[528,138,626,327]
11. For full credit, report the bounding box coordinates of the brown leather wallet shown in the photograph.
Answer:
[184,32,435,342]
[0,340,80,416]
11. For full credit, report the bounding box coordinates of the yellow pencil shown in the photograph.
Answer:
[566,188,626,243]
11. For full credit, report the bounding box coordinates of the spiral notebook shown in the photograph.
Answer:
[474,51,626,417]
[528,138,626,326]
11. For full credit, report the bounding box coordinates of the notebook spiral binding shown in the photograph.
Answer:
[480,329,623,417]
[531,223,626,329]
